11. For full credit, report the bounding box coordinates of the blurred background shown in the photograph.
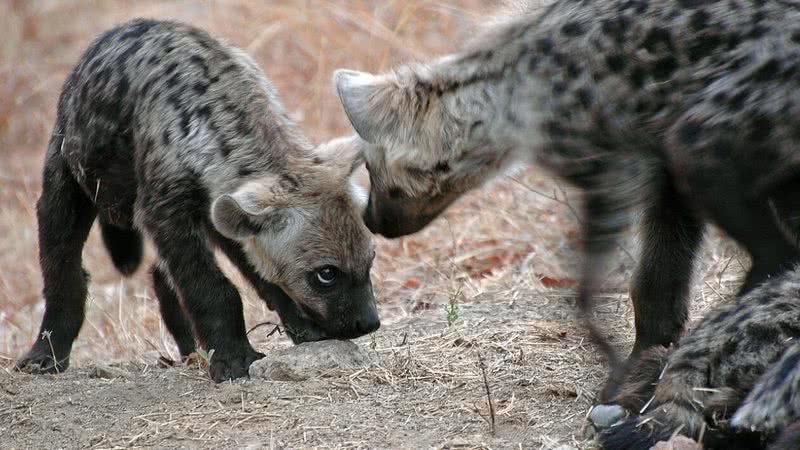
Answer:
[0,0,743,372]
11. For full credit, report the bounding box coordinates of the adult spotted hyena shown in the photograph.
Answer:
[15,19,379,382]
[333,0,800,394]
[597,266,800,450]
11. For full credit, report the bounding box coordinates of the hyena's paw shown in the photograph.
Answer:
[15,344,70,374]
[207,343,265,382]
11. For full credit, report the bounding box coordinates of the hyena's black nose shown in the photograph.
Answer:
[356,309,381,334]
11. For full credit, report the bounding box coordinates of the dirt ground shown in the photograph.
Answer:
[0,1,749,449]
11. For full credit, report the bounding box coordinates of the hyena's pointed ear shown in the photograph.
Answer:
[211,185,290,240]
[334,69,396,144]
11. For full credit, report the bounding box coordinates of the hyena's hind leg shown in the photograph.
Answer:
[151,262,196,358]
[630,176,704,356]
[16,143,96,374]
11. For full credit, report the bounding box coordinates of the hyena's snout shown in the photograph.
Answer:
[330,283,380,339]
[363,190,437,238]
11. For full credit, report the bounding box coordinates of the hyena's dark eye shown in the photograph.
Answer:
[315,266,338,287]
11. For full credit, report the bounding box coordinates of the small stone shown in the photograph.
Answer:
[249,340,372,381]
[589,403,628,429]
[89,363,129,379]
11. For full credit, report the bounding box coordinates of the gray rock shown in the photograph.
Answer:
[249,340,372,381]
[589,403,628,429]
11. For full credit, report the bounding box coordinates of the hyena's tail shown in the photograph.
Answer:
[100,221,143,276]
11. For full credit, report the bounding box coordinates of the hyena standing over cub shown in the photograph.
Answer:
[335,0,800,395]
[16,19,379,382]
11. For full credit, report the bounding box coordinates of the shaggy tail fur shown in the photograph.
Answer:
[100,222,143,276]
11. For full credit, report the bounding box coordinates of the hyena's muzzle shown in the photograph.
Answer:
[265,279,380,344]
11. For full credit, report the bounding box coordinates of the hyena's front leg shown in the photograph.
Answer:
[146,217,264,382]
[150,262,196,358]
[16,146,96,374]
[630,178,704,356]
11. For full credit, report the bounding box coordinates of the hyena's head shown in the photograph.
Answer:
[211,137,378,343]
[333,65,509,237]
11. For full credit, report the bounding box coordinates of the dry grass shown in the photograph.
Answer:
[0,1,752,448]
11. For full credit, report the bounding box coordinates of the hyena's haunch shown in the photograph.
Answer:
[598,265,800,450]
[334,0,800,395]
[16,19,379,382]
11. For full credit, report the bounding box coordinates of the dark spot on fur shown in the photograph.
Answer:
[748,116,773,141]
[561,21,584,36]
[543,120,568,138]
[751,58,781,82]
[642,27,674,53]
[528,56,540,71]
[193,82,209,95]
[601,16,630,43]
[312,157,323,165]
[746,25,768,39]
[238,167,255,178]
[116,40,144,66]
[196,105,212,121]
[162,129,171,146]
[576,88,593,108]
[651,56,679,80]
[166,72,181,88]
[566,61,582,79]
[722,338,738,355]
[606,54,627,72]
[677,120,704,146]
[729,89,750,110]
[116,75,130,99]
[711,92,728,105]
[689,9,709,31]
[746,322,780,342]
[188,55,211,80]
[179,112,191,138]
[536,38,554,55]
[628,66,647,88]
[689,33,723,62]
[164,62,179,76]
[792,31,800,44]
[552,81,567,96]
[167,93,182,111]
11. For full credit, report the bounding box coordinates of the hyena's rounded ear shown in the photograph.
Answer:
[333,69,388,144]
[211,190,288,240]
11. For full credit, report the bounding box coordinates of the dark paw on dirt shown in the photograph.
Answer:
[249,340,371,381]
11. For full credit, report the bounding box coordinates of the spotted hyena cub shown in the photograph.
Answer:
[15,19,379,382]
[333,0,800,393]
[596,265,800,450]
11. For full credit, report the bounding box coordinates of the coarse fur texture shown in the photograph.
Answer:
[15,19,379,383]
[599,266,800,450]
[333,0,800,397]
